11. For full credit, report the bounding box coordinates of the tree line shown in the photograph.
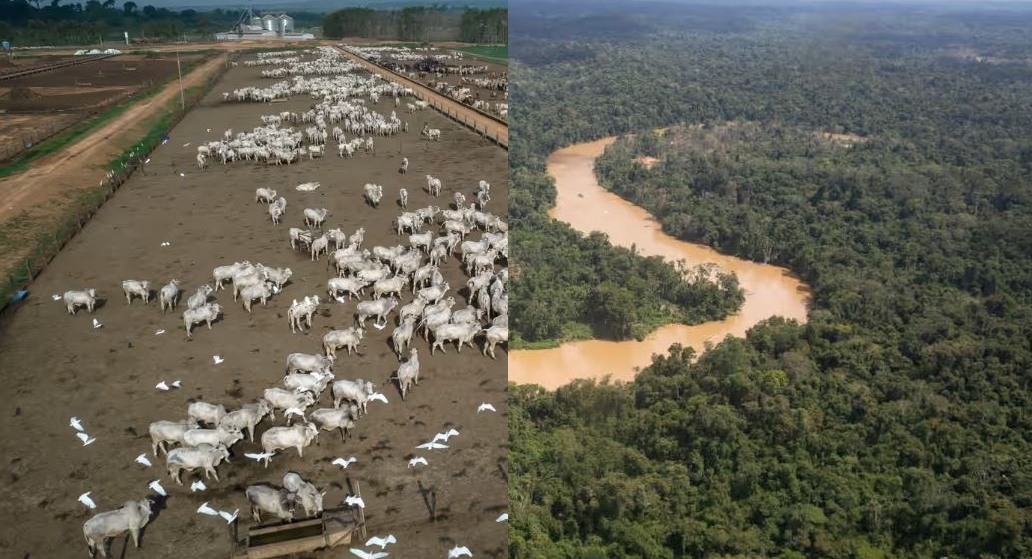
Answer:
[322,7,506,44]
[0,0,322,45]
[510,2,1032,558]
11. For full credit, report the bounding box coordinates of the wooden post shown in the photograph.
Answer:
[354,480,366,540]
[25,260,32,282]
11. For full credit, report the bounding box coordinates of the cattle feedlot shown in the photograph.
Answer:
[0,46,507,558]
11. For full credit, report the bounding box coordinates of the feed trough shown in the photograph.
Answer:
[231,484,366,558]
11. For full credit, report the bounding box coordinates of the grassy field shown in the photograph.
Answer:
[452,45,508,64]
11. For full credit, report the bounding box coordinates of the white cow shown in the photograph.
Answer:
[83,499,152,558]
[260,423,319,466]
[166,443,230,484]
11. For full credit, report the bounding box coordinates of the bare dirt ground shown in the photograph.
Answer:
[0,56,203,90]
[0,53,507,559]
[0,54,208,163]
[0,55,225,276]
[0,54,75,69]
[633,155,659,169]
[816,131,870,146]
[0,113,79,145]
[0,55,204,113]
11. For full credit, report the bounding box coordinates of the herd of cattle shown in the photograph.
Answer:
[58,46,507,558]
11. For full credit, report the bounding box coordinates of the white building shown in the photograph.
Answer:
[215,10,310,41]
[277,14,294,33]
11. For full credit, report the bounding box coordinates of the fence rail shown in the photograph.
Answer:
[0,56,230,316]
[0,53,118,81]
[336,46,507,149]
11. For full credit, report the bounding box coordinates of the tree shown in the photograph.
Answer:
[588,282,637,339]
[123,1,136,15]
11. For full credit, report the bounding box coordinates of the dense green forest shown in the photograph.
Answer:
[323,7,507,44]
[507,8,748,348]
[509,1,1032,558]
[0,0,322,45]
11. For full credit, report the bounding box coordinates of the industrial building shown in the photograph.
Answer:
[215,8,312,41]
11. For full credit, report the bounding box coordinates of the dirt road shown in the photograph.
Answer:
[0,55,224,224]
[335,46,508,147]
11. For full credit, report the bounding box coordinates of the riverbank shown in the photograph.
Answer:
[508,137,811,390]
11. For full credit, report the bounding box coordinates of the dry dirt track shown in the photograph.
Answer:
[336,46,508,147]
[0,55,224,224]
[0,53,507,559]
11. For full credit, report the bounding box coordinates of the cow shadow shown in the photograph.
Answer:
[113,493,168,558]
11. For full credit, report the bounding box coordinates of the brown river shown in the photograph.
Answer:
[508,137,811,390]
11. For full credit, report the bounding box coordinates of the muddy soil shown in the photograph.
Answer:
[0,54,507,559]
[0,56,203,89]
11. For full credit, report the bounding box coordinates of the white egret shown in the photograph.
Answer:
[344,495,365,509]
[77,432,96,446]
[432,428,459,444]
[332,457,358,469]
[196,502,218,516]
[365,534,397,549]
[349,549,388,559]
[148,480,167,496]
[78,492,97,509]
[244,451,275,466]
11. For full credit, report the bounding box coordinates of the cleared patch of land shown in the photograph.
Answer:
[0,50,507,559]
[0,53,206,163]
[633,155,659,168]
[0,54,224,285]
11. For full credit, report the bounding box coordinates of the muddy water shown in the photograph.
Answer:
[509,137,811,390]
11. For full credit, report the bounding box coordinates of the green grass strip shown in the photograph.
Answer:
[450,45,507,64]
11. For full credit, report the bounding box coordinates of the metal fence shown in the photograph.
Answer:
[427,95,507,148]
[341,47,508,149]
[0,57,229,316]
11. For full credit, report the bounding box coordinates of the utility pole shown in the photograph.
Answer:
[176,50,185,111]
